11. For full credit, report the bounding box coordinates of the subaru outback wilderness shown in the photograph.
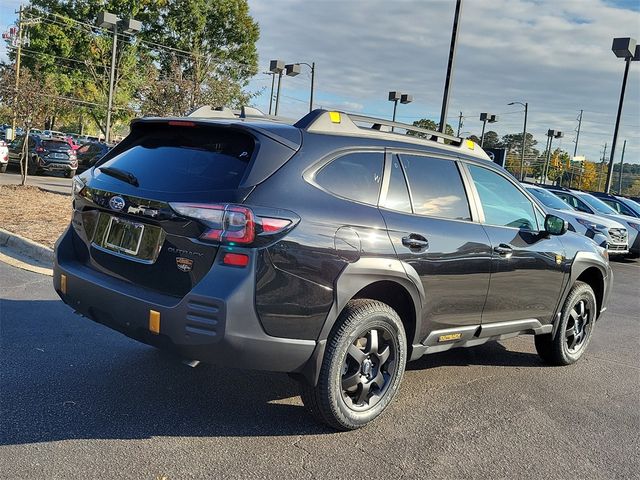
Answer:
[54,108,612,430]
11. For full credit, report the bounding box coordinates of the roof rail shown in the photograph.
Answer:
[294,109,463,146]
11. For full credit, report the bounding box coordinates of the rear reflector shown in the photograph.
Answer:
[261,218,291,233]
[223,253,249,267]
[60,274,67,294]
[149,310,160,334]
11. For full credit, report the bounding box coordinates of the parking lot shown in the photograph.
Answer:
[1,258,638,479]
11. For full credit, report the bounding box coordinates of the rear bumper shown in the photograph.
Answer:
[40,161,76,172]
[53,227,315,372]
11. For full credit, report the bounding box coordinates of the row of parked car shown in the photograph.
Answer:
[0,131,112,177]
[524,184,640,258]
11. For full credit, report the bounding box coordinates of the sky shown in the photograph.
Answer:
[1,0,639,164]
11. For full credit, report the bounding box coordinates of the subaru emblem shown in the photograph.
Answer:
[109,196,125,211]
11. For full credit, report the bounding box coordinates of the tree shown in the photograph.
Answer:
[499,132,539,158]
[624,178,640,197]
[0,65,67,184]
[10,0,259,132]
[577,161,598,191]
[142,0,259,113]
[408,119,454,137]
[481,130,499,148]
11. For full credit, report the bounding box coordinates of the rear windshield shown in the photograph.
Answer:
[42,140,71,151]
[98,126,254,192]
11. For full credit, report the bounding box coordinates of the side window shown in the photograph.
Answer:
[468,164,537,230]
[605,199,633,216]
[315,151,383,205]
[399,155,471,220]
[558,193,590,213]
[380,155,412,213]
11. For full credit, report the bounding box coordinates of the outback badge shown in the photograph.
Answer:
[176,257,194,272]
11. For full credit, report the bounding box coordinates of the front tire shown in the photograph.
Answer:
[535,281,596,366]
[0,163,7,173]
[64,169,76,178]
[300,299,407,430]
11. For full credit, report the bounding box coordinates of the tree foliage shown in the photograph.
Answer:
[409,118,455,137]
[7,0,259,135]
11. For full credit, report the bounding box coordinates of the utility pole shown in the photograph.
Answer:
[617,139,627,194]
[10,5,24,141]
[438,0,463,134]
[457,111,463,137]
[598,143,607,191]
[569,110,583,189]
[573,110,583,158]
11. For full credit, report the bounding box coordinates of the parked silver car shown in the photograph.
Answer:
[544,186,640,257]
[525,185,628,255]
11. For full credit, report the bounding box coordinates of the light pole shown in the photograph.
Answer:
[97,12,141,143]
[388,92,412,131]
[286,62,315,112]
[269,59,301,116]
[264,71,277,115]
[439,0,463,134]
[479,112,498,147]
[617,139,627,194]
[605,38,639,193]
[542,129,563,184]
[269,60,285,116]
[508,101,528,180]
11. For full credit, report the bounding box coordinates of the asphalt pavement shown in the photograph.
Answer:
[0,166,72,195]
[0,259,638,479]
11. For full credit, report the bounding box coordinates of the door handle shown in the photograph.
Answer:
[402,235,429,250]
[493,244,513,258]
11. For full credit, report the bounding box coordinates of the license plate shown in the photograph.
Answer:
[49,152,66,159]
[103,217,144,256]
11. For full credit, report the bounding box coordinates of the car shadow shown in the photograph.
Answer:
[407,338,545,371]
[2,298,544,446]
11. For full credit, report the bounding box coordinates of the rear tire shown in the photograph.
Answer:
[65,169,76,178]
[535,281,596,366]
[300,299,407,430]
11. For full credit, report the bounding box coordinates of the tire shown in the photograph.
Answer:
[300,299,407,430]
[0,163,6,173]
[535,281,597,366]
[27,157,39,176]
[65,169,76,178]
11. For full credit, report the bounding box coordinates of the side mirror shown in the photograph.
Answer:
[545,214,568,236]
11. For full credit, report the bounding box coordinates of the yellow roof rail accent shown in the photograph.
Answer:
[329,111,341,123]
[465,139,476,150]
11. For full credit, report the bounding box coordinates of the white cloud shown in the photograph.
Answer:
[248,0,640,163]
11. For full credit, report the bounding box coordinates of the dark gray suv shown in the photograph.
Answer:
[54,109,613,430]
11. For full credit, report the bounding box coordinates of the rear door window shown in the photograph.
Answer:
[98,126,254,192]
[399,154,471,220]
[315,151,383,205]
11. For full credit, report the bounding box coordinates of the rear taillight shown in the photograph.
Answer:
[169,203,292,245]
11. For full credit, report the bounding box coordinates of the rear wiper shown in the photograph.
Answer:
[98,166,139,187]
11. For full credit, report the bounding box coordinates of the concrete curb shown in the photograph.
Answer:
[0,228,53,265]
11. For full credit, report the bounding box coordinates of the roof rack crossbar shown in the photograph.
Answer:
[347,113,462,144]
